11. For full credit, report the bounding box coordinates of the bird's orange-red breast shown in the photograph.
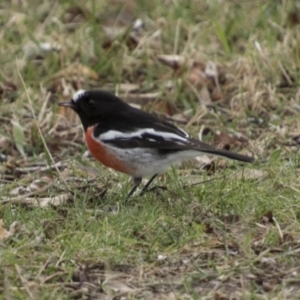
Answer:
[85,125,134,175]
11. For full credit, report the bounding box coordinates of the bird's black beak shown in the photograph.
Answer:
[59,100,75,108]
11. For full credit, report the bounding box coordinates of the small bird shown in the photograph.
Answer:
[59,90,254,197]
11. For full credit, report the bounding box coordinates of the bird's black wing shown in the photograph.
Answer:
[98,126,253,163]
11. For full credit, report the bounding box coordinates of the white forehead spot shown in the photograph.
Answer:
[73,90,86,102]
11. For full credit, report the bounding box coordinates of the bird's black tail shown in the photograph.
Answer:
[202,148,254,163]
[188,138,254,163]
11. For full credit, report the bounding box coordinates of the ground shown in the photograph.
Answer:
[1,0,300,299]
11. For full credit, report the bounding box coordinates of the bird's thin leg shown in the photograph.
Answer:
[140,174,158,195]
[127,177,142,198]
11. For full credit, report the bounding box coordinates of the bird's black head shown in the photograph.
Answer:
[59,90,128,130]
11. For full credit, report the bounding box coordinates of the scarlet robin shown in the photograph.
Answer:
[59,90,254,197]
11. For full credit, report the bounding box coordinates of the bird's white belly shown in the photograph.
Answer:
[106,145,201,177]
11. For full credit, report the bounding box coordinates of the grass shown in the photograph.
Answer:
[1,0,300,298]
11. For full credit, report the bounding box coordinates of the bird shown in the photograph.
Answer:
[59,89,254,197]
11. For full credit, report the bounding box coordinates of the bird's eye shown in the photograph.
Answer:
[87,99,95,106]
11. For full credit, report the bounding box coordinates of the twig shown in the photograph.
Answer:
[15,264,34,299]
[184,175,226,188]
[16,60,68,186]
[174,18,181,54]
[1,179,57,204]
[273,216,284,244]
[15,161,65,174]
